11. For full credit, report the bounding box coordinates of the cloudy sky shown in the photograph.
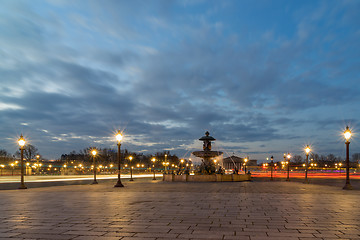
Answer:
[1,0,359,162]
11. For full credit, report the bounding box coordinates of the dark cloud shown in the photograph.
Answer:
[0,0,359,160]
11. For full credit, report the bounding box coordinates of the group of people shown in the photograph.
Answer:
[232,167,250,175]
[172,163,250,175]
[174,167,190,175]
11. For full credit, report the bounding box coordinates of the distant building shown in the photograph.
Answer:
[248,160,257,166]
[223,156,242,169]
[223,156,257,170]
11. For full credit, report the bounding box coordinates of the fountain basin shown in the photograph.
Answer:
[163,174,251,182]
[192,150,223,158]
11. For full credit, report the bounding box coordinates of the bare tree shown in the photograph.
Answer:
[292,155,303,165]
[0,149,9,157]
[0,149,13,164]
[15,144,39,161]
[25,144,39,161]
[352,153,360,162]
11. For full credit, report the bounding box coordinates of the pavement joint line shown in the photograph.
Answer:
[1,178,360,239]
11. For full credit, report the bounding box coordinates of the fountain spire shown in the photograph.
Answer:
[192,131,223,174]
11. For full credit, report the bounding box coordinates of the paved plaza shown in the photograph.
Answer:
[0,178,360,240]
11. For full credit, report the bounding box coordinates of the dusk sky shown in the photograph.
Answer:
[1,0,359,162]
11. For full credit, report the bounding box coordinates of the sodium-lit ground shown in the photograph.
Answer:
[0,178,359,239]
[1,172,360,191]
[0,174,164,190]
[0,174,163,183]
[1,172,360,184]
[252,171,360,179]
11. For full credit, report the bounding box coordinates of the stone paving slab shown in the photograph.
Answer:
[0,178,359,239]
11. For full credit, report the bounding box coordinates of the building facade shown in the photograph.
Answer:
[223,156,257,170]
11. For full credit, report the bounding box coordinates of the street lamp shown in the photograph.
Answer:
[18,134,27,189]
[114,130,124,187]
[91,149,98,184]
[162,162,166,173]
[304,145,311,183]
[10,163,15,176]
[0,165,4,176]
[286,153,291,181]
[63,164,67,175]
[283,153,286,169]
[152,157,156,180]
[129,156,134,181]
[36,154,40,175]
[244,158,248,173]
[165,154,168,174]
[270,156,274,181]
[343,126,352,190]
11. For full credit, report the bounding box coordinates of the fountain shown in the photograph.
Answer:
[163,131,251,182]
[192,131,223,174]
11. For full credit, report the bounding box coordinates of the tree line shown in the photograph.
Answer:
[288,153,360,167]
[60,148,180,168]
[1,145,360,168]
[0,144,40,164]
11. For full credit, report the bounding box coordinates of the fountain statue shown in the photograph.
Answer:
[162,131,251,181]
[192,131,223,174]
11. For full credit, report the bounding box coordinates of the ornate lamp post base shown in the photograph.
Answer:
[114,180,124,187]
[343,183,353,190]
[130,168,134,181]
[91,181,98,185]
[18,185,27,189]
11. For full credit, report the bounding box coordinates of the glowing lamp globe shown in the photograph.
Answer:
[116,130,123,143]
[18,134,26,147]
[344,126,351,141]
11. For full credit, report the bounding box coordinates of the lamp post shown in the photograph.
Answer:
[91,149,98,184]
[36,155,40,175]
[270,156,274,181]
[164,162,169,174]
[286,153,291,181]
[305,145,311,183]
[18,134,27,189]
[283,153,286,170]
[114,130,124,187]
[152,157,156,180]
[129,156,134,181]
[180,159,184,173]
[11,163,14,176]
[244,158,248,173]
[63,164,67,175]
[165,154,168,174]
[343,126,353,190]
